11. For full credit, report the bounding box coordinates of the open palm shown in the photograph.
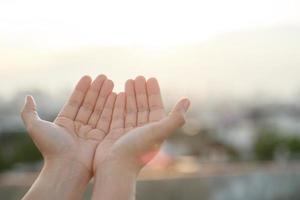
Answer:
[21,75,114,173]
[93,76,190,171]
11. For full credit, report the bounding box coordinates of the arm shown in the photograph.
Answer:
[92,76,190,200]
[21,75,114,199]
[22,159,90,200]
[92,162,137,200]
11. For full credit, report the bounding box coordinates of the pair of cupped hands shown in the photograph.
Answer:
[21,75,190,200]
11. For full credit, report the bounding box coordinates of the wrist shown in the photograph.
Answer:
[97,159,138,179]
[95,152,141,176]
[22,158,91,200]
[44,156,92,179]
[92,160,138,200]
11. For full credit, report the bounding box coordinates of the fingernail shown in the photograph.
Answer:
[183,99,190,112]
[25,95,30,102]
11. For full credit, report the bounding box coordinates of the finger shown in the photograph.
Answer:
[110,92,125,130]
[146,78,165,122]
[21,95,40,130]
[170,98,190,116]
[88,79,114,128]
[134,76,149,126]
[57,75,92,120]
[96,92,117,133]
[149,98,190,142]
[125,79,137,130]
[75,75,106,124]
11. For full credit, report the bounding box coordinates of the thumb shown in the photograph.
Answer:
[21,95,40,130]
[151,98,190,141]
[170,97,190,118]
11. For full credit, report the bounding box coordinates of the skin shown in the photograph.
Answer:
[21,75,115,200]
[21,75,190,200]
[92,76,190,200]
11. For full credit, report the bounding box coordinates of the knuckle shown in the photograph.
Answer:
[20,109,26,119]
[81,102,94,111]
[93,108,103,115]
[68,99,81,107]
[138,110,149,116]
[113,114,124,120]
[137,105,148,112]
[137,121,146,126]
[75,118,85,124]
[26,119,40,134]
[149,105,164,111]
[100,115,111,123]
[125,122,136,128]
[171,113,185,125]
[126,107,137,114]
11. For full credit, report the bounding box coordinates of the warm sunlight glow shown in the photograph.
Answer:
[0,0,299,49]
[1,0,300,100]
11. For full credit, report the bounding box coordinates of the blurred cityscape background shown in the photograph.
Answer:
[1,0,300,199]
